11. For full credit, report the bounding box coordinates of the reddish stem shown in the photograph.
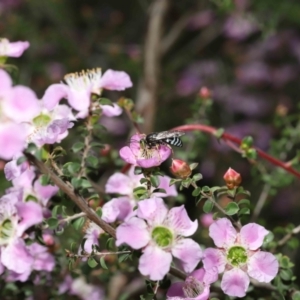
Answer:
[173,124,300,179]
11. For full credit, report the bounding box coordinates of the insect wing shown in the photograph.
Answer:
[151,130,185,140]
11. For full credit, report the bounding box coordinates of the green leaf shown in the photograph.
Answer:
[99,97,113,106]
[47,217,59,229]
[88,257,98,268]
[134,167,143,175]
[238,207,250,216]
[100,256,108,269]
[72,142,84,153]
[193,173,203,182]
[214,128,224,139]
[238,199,251,206]
[86,156,99,168]
[90,142,105,148]
[80,179,92,188]
[225,202,239,215]
[150,175,160,188]
[72,217,85,231]
[39,174,51,186]
[287,237,299,250]
[152,188,166,194]
[263,232,274,244]
[192,187,201,197]
[96,207,102,218]
[292,291,300,300]
[189,163,199,170]
[203,200,214,213]
[202,186,210,193]
[181,178,192,188]
[16,156,27,165]
[66,162,81,174]
[280,269,293,281]
[118,254,130,263]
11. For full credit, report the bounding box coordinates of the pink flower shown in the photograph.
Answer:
[167,268,218,300]
[0,38,30,57]
[103,167,178,223]
[200,213,214,228]
[116,198,202,280]
[42,68,131,118]
[99,69,132,90]
[119,134,172,168]
[203,218,279,298]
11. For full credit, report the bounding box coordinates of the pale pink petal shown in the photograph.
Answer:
[116,217,150,248]
[247,251,279,282]
[155,175,178,197]
[42,83,69,110]
[28,243,55,271]
[221,268,250,297]
[3,86,41,122]
[105,172,132,195]
[0,123,26,160]
[136,145,171,168]
[1,239,33,273]
[191,267,218,285]
[139,245,172,280]
[5,41,30,57]
[101,104,122,117]
[102,197,134,223]
[137,197,168,225]
[67,89,91,112]
[0,69,12,89]
[240,223,269,250]
[34,180,58,205]
[209,218,237,248]
[16,201,43,236]
[167,205,198,236]
[203,248,226,273]
[119,146,137,165]
[4,159,28,181]
[6,270,31,282]
[100,69,132,91]
[172,238,202,273]
[166,282,185,298]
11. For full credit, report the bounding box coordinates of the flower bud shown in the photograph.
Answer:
[223,167,242,189]
[199,87,211,99]
[170,159,192,179]
[100,144,111,156]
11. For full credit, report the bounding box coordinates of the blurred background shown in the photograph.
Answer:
[1,0,300,298]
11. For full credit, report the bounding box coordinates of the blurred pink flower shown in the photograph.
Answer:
[0,38,30,57]
[167,268,218,300]
[200,213,214,228]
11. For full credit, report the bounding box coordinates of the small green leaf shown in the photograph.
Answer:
[134,167,143,175]
[192,187,201,197]
[189,163,199,170]
[202,186,210,193]
[40,174,51,186]
[86,156,99,168]
[16,156,27,165]
[225,202,239,215]
[280,269,293,281]
[118,254,130,263]
[96,207,102,218]
[72,142,84,153]
[66,162,81,174]
[214,128,224,139]
[88,257,98,268]
[152,188,166,194]
[47,217,59,229]
[238,199,250,206]
[72,217,85,231]
[203,200,214,213]
[150,175,160,188]
[100,256,108,269]
[263,232,274,244]
[181,178,192,188]
[292,291,300,300]
[99,97,113,106]
[238,207,250,216]
[193,173,203,182]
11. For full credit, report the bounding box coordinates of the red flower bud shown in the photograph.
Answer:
[100,144,111,156]
[170,159,192,179]
[199,87,211,99]
[223,168,242,189]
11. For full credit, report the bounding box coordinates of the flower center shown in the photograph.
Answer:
[151,226,173,248]
[182,276,204,298]
[33,114,51,127]
[0,218,14,245]
[227,246,248,267]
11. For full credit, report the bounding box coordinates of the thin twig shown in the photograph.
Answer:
[66,250,131,258]
[277,224,300,247]
[251,183,271,222]
[58,212,86,225]
[25,152,117,239]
